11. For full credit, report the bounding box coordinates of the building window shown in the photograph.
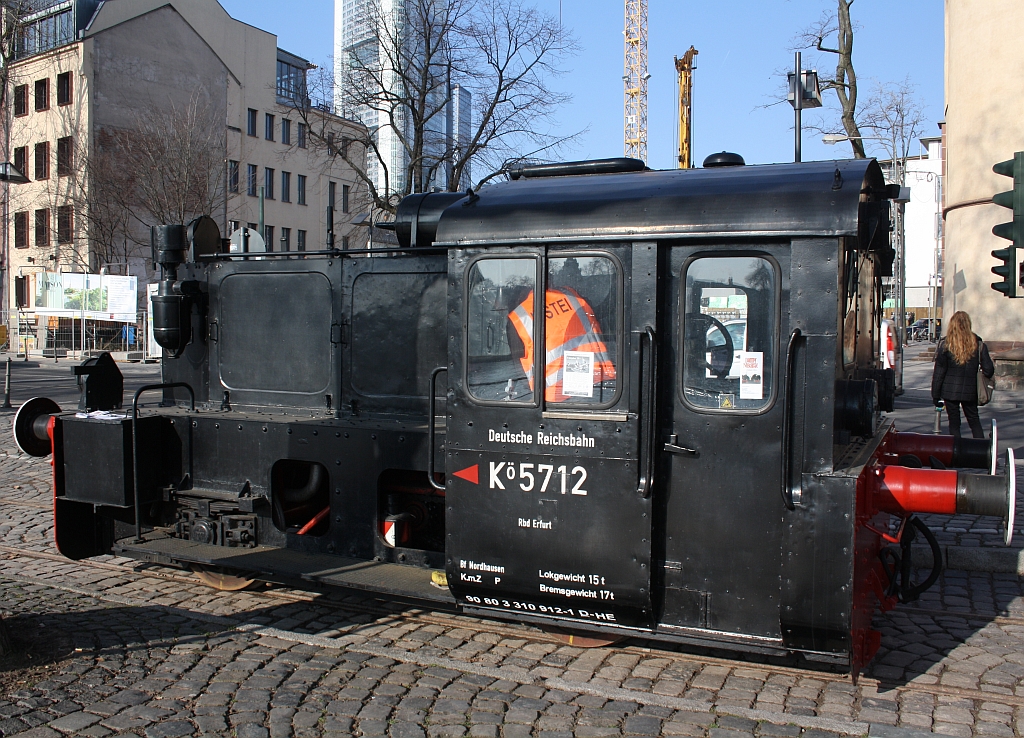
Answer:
[281,171,291,202]
[328,181,336,209]
[34,208,50,247]
[34,78,49,111]
[14,8,74,60]
[342,235,349,250]
[276,57,307,101]
[281,227,291,251]
[297,123,307,149]
[56,136,72,176]
[247,164,257,196]
[227,160,239,193]
[297,174,307,205]
[57,205,73,243]
[247,108,257,136]
[229,220,239,234]
[247,222,258,231]
[264,168,275,199]
[34,141,49,180]
[56,72,71,105]
[14,211,28,249]
[297,229,306,251]
[265,113,275,141]
[13,146,26,177]
[342,184,350,214]
[13,85,27,117]
[281,119,291,145]
[264,225,274,252]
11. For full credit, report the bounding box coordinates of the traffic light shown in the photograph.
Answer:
[991,151,1024,297]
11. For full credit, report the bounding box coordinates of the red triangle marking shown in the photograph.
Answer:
[453,464,479,484]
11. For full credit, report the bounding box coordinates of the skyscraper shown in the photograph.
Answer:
[334,0,472,199]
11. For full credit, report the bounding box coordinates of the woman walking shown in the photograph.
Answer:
[931,311,994,438]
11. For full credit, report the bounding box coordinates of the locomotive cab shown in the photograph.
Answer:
[25,156,1015,674]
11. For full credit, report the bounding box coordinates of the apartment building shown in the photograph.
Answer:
[6,0,367,332]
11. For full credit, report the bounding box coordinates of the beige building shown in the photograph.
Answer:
[5,0,366,344]
[944,0,1024,347]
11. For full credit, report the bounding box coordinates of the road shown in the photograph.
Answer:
[0,353,1020,737]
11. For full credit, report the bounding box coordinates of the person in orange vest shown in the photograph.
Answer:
[507,287,616,402]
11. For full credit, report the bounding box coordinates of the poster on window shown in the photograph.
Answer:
[562,351,595,397]
[739,352,764,400]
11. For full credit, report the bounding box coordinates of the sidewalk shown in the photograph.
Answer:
[890,341,1024,574]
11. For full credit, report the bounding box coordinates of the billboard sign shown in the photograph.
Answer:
[30,271,138,322]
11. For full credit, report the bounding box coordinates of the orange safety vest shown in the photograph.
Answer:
[507,288,616,402]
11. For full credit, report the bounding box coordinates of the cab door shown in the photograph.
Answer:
[657,247,789,638]
[444,244,656,630]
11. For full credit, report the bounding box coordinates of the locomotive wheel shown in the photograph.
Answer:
[193,566,255,591]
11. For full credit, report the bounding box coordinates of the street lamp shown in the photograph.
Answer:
[0,162,30,355]
[787,52,822,163]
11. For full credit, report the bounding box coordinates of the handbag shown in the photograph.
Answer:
[977,343,995,406]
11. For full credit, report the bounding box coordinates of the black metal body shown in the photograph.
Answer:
[49,158,927,669]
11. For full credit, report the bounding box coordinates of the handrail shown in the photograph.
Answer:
[132,382,195,542]
[780,329,802,510]
[427,367,448,491]
[637,326,657,499]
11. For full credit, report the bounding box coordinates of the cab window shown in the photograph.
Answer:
[465,254,620,406]
[543,256,619,406]
[682,255,776,411]
[466,258,537,403]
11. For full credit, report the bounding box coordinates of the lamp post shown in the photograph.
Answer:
[788,54,822,163]
[0,163,29,355]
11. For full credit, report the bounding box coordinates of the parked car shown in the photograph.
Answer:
[909,318,939,341]
[707,319,746,378]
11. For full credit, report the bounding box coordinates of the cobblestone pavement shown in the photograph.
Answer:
[3,409,1024,735]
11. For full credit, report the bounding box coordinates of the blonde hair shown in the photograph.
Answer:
[946,311,978,365]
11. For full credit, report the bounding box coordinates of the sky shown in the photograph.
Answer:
[219,0,944,171]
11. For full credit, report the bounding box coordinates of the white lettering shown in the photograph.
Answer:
[489,462,506,490]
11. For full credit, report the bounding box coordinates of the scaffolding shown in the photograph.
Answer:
[623,0,648,162]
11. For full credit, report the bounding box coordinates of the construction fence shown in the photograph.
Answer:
[3,310,154,360]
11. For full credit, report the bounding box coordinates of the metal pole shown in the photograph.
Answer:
[794,52,802,164]
[3,357,12,408]
[80,273,86,359]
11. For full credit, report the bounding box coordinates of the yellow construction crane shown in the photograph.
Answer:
[624,0,648,162]
[675,46,698,169]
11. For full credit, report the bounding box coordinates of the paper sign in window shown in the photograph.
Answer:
[562,351,595,397]
[739,352,764,400]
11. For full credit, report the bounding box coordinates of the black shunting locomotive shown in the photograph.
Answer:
[17,156,1015,674]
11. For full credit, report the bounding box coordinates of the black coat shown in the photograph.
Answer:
[931,334,994,403]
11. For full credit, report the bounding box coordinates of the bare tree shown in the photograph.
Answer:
[300,0,578,215]
[858,77,925,171]
[793,0,866,158]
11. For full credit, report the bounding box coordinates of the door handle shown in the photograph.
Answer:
[637,326,657,498]
[781,328,803,510]
[427,366,447,491]
[663,434,699,457]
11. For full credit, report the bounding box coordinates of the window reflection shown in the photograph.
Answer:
[682,257,775,411]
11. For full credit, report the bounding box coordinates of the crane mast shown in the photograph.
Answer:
[675,46,698,169]
[623,0,648,162]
